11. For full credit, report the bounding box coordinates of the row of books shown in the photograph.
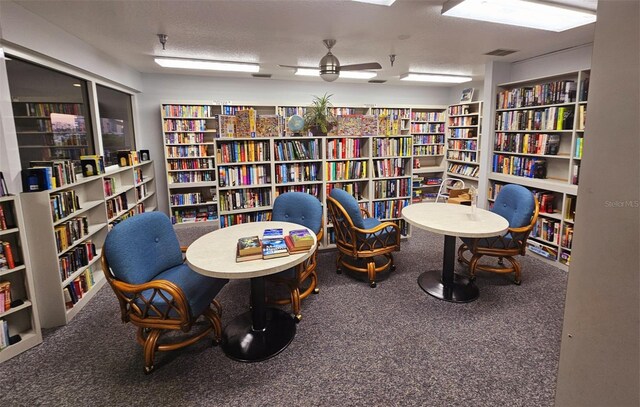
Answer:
[22,159,77,192]
[414,145,443,156]
[276,185,322,199]
[326,182,365,202]
[105,193,129,220]
[171,205,217,224]
[236,228,314,262]
[411,123,444,134]
[50,189,81,222]
[494,133,561,156]
[532,218,561,245]
[496,107,574,131]
[448,117,477,127]
[448,139,477,150]
[326,138,365,159]
[167,158,214,170]
[163,104,217,118]
[372,198,409,219]
[217,140,270,163]
[54,216,89,253]
[372,158,409,178]
[166,145,211,158]
[218,164,270,187]
[373,179,409,200]
[0,203,15,230]
[448,128,477,139]
[497,79,578,109]
[0,241,15,270]
[447,163,479,178]
[219,211,269,228]
[0,281,11,312]
[274,163,320,184]
[372,137,412,157]
[414,134,444,144]
[274,140,320,161]
[447,151,477,162]
[0,319,14,351]
[169,170,216,184]
[325,160,367,181]
[219,189,271,212]
[492,155,547,179]
[411,111,444,122]
[169,192,207,206]
[58,241,96,282]
[63,269,96,309]
[0,173,8,197]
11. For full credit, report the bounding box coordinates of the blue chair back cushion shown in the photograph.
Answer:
[272,192,323,234]
[330,188,365,229]
[104,212,184,285]
[142,263,228,318]
[492,184,535,228]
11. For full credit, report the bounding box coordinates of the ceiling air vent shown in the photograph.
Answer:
[368,79,387,84]
[251,73,272,78]
[485,49,518,57]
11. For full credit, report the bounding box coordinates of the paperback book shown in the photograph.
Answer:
[262,238,289,259]
[262,228,284,239]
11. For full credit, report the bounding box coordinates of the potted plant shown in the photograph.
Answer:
[304,93,337,136]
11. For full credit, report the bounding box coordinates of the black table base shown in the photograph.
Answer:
[418,270,479,303]
[221,276,296,362]
[221,307,296,362]
[418,234,479,303]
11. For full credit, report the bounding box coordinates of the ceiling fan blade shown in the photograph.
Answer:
[279,64,305,69]
[340,62,382,71]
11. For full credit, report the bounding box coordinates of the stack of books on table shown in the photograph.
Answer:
[284,229,314,253]
[261,228,289,259]
[236,235,262,262]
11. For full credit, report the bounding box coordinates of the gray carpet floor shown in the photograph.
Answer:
[0,228,567,407]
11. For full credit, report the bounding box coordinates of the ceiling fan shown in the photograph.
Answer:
[281,39,382,82]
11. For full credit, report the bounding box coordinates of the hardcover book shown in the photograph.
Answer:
[288,229,314,249]
[262,228,284,239]
[262,238,289,259]
[237,235,262,256]
[284,235,310,254]
[236,245,263,262]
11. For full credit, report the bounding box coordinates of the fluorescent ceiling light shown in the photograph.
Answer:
[442,0,596,32]
[350,0,396,6]
[154,57,260,73]
[400,73,472,83]
[295,68,377,79]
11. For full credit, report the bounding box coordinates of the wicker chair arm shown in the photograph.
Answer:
[353,220,400,235]
[360,207,372,218]
[110,278,191,323]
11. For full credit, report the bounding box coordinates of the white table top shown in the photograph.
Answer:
[186,221,317,279]
[402,202,509,238]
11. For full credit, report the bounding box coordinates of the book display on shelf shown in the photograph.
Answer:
[445,101,482,184]
[20,163,156,328]
[0,195,42,363]
[410,108,446,203]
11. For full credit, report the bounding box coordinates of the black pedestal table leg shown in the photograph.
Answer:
[250,277,266,331]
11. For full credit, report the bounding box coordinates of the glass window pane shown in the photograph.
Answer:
[96,85,135,167]
[6,56,94,173]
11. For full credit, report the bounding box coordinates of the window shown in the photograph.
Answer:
[96,85,135,167]
[6,57,94,172]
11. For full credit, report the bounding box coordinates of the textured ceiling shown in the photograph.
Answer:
[10,0,597,85]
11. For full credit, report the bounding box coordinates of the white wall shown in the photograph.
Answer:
[0,1,142,92]
[137,73,452,213]
[554,2,640,406]
[509,43,593,83]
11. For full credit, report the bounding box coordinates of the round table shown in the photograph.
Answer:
[402,203,509,303]
[186,221,317,362]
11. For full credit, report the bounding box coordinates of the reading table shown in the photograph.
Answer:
[186,221,316,362]
[402,203,508,303]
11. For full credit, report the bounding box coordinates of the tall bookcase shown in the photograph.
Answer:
[410,108,447,202]
[20,162,157,328]
[446,101,483,186]
[488,70,589,270]
[0,195,42,362]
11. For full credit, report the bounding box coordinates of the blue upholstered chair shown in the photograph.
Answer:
[457,184,539,285]
[266,192,323,321]
[326,188,401,288]
[101,212,228,374]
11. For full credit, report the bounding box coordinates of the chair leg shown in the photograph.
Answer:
[457,243,469,265]
[367,260,377,288]
[389,253,396,271]
[203,307,222,345]
[290,287,302,322]
[498,257,505,266]
[311,272,320,294]
[143,328,162,374]
[469,254,482,281]
[336,252,343,274]
[506,256,522,285]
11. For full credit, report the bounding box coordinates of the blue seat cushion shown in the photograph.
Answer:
[330,188,365,229]
[271,267,296,280]
[492,184,536,228]
[461,233,518,251]
[105,212,184,285]
[140,263,228,318]
[272,192,322,234]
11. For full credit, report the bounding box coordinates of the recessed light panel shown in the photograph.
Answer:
[154,58,260,73]
[400,73,472,83]
[442,0,596,32]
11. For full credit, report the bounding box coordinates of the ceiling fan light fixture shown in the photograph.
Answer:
[350,0,396,6]
[154,57,260,73]
[441,0,596,32]
[295,68,377,80]
[400,73,472,83]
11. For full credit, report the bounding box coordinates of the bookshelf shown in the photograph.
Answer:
[20,163,157,328]
[0,195,42,362]
[410,107,447,203]
[11,101,89,171]
[446,101,483,185]
[488,70,589,269]
[161,104,220,227]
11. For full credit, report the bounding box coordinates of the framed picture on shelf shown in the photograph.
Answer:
[460,88,474,103]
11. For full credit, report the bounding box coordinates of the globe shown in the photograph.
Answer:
[288,114,305,134]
